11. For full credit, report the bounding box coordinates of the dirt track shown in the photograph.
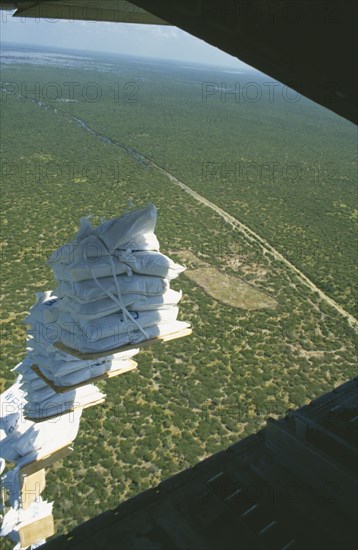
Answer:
[153,164,358,332]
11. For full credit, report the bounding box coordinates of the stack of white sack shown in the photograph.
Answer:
[0,378,82,465]
[47,204,190,354]
[12,361,105,420]
[24,292,140,386]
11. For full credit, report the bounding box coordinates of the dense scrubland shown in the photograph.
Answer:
[1,49,357,537]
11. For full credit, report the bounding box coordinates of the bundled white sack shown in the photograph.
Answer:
[37,363,103,386]
[51,250,185,282]
[28,349,137,375]
[0,377,28,439]
[23,384,55,404]
[121,250,185,280]
[32,348,137,375]
[48,204,159,265]
[23,384,105,420]
[35,348,138,386]
[1,393,82,463]
[26,321,63,351]
[57,307,179,342]
[51,255,131,282]
[0,380,33,463]
[23,294,60,359]
[34,204,190,356]
[56,274,170,301]
[22,296,140,386]
[56,288,182,320]
[37,356,136,387]
[22,291,58,326]
[59,320,190,354]
[20,374,45,392]
[15,357,45,380]
[20,410,81,460]
[13,362,87,413]
[17,359,105,408]
[26,340,99,364]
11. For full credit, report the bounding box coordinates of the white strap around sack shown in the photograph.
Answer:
[90,237,149,341]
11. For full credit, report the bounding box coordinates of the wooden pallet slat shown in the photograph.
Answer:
[19,514,54,548]
[20,468,46,510]
[19,446,73,477]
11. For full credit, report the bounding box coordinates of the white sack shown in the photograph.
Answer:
[57,307,179,342]
[120,251,185,280]
[48,204,159,264]
[59,320,190,353]
[0,377,27,437]
[29,349,138,376]
[23,385,104,419]
[56,288,182,319]
[56,274,169,301]
[51,255,130,282]
[1,408,82,461]
[23,291,58,326]
[38,357,135,386]
[51,251,185,282]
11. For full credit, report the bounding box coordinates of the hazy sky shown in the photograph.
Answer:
[0,10,252,69]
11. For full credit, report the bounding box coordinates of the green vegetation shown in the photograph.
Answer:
[11,54,355,314]
[1,49,357,541]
